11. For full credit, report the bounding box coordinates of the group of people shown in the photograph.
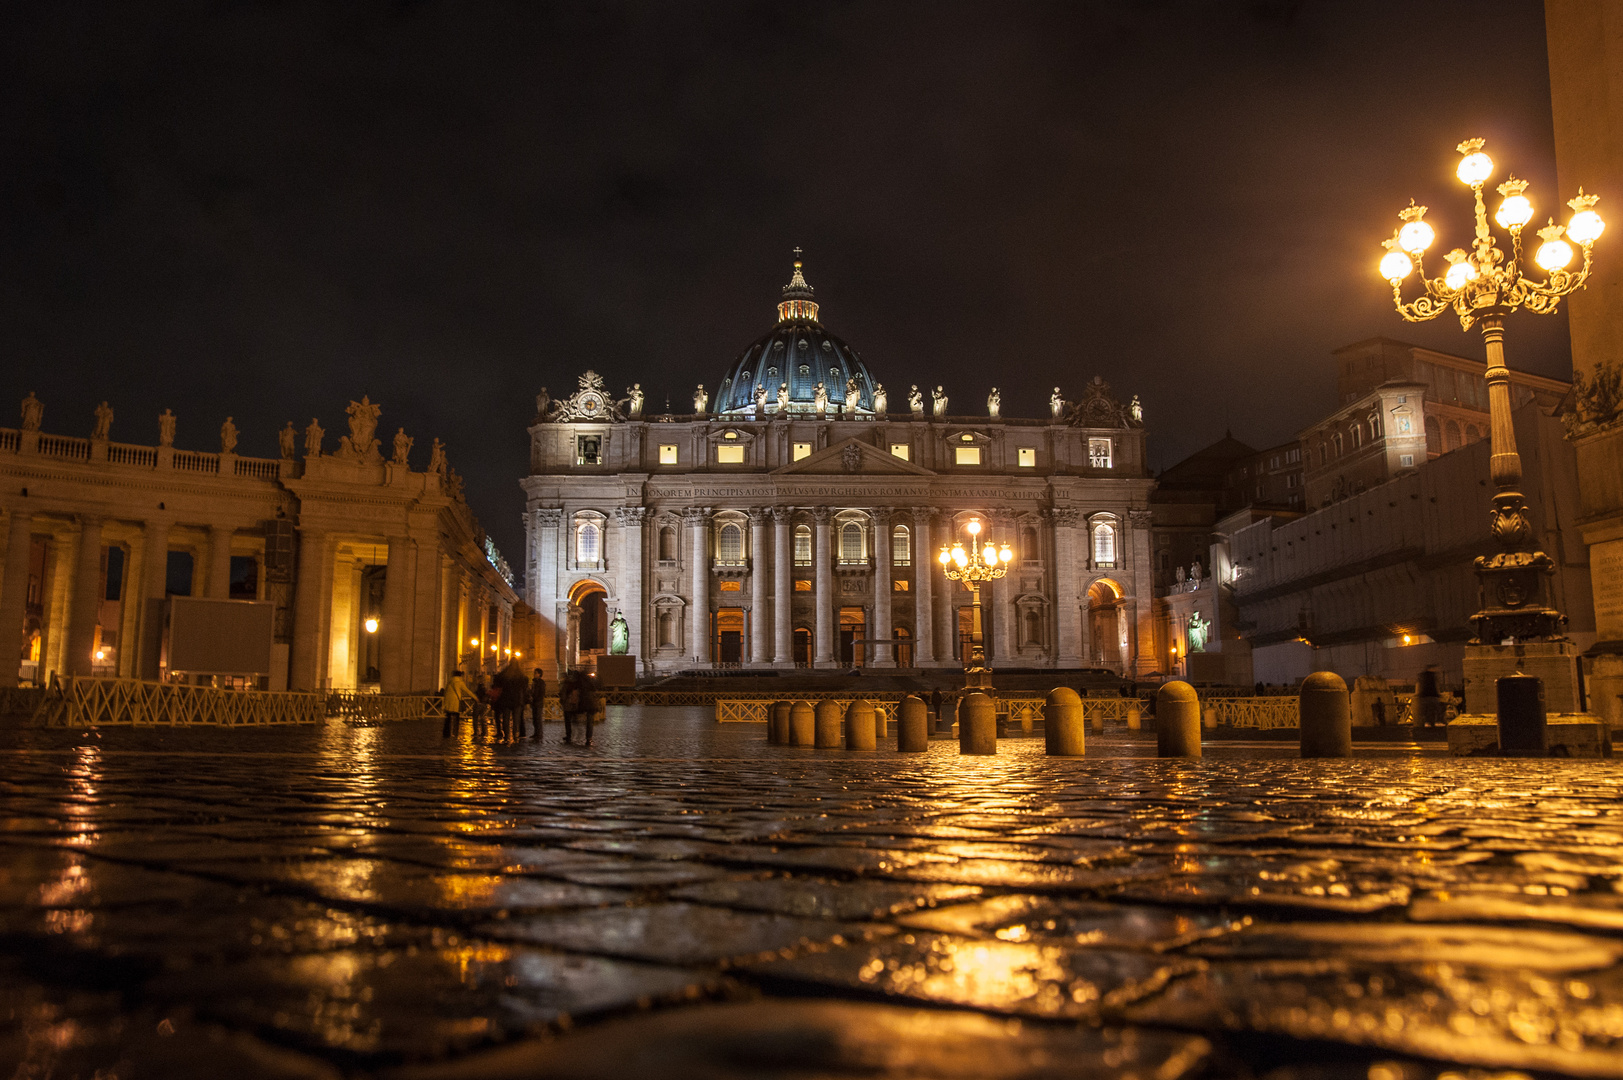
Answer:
[440,660,603,745]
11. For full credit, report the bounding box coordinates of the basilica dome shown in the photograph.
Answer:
[713,257,879,416]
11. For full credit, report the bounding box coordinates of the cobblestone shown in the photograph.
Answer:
[1,708,1622,1077]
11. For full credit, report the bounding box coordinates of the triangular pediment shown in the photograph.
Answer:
[771,437,936,476]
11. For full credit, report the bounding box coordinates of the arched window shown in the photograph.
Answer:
[892,525,911,566]
[1350,424,1362,449]
[1465,424,1481,443]
[840,522,864,564]
[717,523,743,564]
[658,526,676,562]
[1332,433,1343,457]
[1425,416,1441,454]
[1317,443,1327,466]
[793,627,812,666]
[1093,522,1116,566]
[1445,420,1462,451]
[576,521,601,565]
[794,524,812,566]
[892,627,912,667]
[1370,414,1382,439]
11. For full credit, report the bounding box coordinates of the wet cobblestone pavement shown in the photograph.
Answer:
[3,708,1623,1078]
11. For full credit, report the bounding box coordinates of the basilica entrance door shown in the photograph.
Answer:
[715,608,744,665]
[839,607,865,667]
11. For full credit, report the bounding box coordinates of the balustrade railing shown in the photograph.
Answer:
[234,457,282,479]
[37,434,90,461]
[0,429,18,452]
[108,443,158,467]
[171,450,219,474]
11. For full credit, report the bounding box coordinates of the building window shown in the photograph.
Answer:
[658,444,678,464]
[954,446,981,465]
[840,522,864,564]
[1350,425,1362,449]
[1369,415,1382,439]
[1093,522,1116,566]
[794,579,812,592]
[1088,438,1113,468]
[1331,433,1343,457]
[716,444,745,464]
[576,521,601,565]
[1465,424,1481,443]
[890,443,910,460]
[1400,453,1415,468]
[658,526,676,562]
[719,580,741,592]
[1018,447,1036,467]
[717,523,743,564]
[1446,420,1462,451]
[893,579,909,591]
[1317,443,1327,466]
[576,435,601,466]
[892,525,910,566]
[793,442,812,461]
[794,524,812,566]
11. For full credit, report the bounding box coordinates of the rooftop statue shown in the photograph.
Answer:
[625,383,644,418]
[872,382,887,416]
[429,438,445,474]
[1050,387,1065,418]
[776,383,789,412]
[987,387,1000,419]
[278,421,295,460]
[159,409,176,448]
[693,384,708,416]
[844,376,861,415]
[220,417,238,455]
[754,383,767,415]
[908,385,924,416]
[813,381,828,418]
[92,401,113,440]
[340,395,382,459]
[932,385,948,418]
[535,387,552,421]
[1130,395,1144,424]
[304,418,324,458]
[392,427,413,466]
[20,392,42,433]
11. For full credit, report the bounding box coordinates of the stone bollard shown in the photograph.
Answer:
[1046,687,1086,756]
[958,691,997,755]
[845,699,877,750]
[1156,681,1201,758]
[814,699,843,748]
[897,694,929,752]
[1497,674,1547,757]
[1299,671,1352,758]
[769,700,791,745]
[789,701,815,746]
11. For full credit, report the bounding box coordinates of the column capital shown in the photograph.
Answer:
[77,514,105,529]
[535,508,564,528]
[747,508,769,526]
[1050,507,1081,528]
[771,505,794,523]
[911,506,937,525]
[681,506,711,524]
[810,507,831,524]
[1127,508,1153,527]
[869,507,892,526]
[615,506,647,526]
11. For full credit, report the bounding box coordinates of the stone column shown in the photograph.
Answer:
[685,506,709,664]
[0,511,33,688]
[1079,593,1093,666]
[617,507,646,663]
[871,509,893,667]
[748,509,769,666]
[65,517,104,677]
[1129,509,1158,675]
[812,508,833,666]
[533,509,563,676]
[772,507,792,665]
[912,508,936,665]
[410,534,441,691]
[990,513,1013,665]
[439,559,458,689]
[137,518,171,680]
[379,536,413,692]
[206,525,234,599]
[289,528,329,691]
[1052,509,1081,665]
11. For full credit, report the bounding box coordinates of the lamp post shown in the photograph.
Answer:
[938,517,1012,689]
[1380,137,1604,644]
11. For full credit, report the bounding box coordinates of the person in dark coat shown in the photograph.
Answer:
[930,688,943,723]
[1416,665,1443,727]
[472,673,490,739]
[494,660,529,744]
[574,670,601,746]
[529,668,547,738]
[559,669,581,744]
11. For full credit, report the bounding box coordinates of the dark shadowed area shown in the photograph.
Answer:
[0,0,1564,560]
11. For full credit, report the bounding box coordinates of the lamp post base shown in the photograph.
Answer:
[1461,640,1583,715]
[963,666,994,691]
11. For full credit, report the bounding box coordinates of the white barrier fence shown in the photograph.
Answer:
[1203,697,1300,730]
[34,678,325,727]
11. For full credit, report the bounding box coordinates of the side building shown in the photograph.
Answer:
[0,396,526,691]
[521,259,1158,677]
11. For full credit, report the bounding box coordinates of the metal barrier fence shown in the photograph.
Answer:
[0,686,45,716]
[1204,697,1300,729]
[34,678,325,727]
[326,691,442,723]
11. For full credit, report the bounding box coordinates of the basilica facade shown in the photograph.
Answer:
[523,260,1158,677]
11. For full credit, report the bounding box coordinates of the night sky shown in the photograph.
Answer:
[0,1,1568,564]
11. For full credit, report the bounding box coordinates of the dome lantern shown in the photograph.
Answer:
[777,248,820,323]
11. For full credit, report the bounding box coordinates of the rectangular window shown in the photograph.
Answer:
[794,578,812,592]
[893,579,909,591]
[954,446,981,465]
[794,527,811,566]
[1017,446,1036,467]
[1400,454,1415,467]
[576,435,601,466]
[658,444,678,464]
[716,444,745,464]
[719,580,741,592]
[1088,438,1112,468]
[890,443,910,460]
[793,442,812,461]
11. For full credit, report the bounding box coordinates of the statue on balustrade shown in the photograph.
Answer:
[340,396,382,460]
[776,382,789,412]
[987,387,1000,419]
[220,417,238,455]
[908,384,924,416]
[304,418,324,458]
[429,438,445,474]
[535,388,552,421]
[20,393,42,432]
[872,382,887,416]
[1050,387,1065,418]
[92,401,113,440]
[754,383,767,416]
[813,381,829,418]
[932,385,948,418]
[693,384,708,416]
[1130,395,1143,424]
[160,410,177,448]
[278,421,295,459]
[392,427,413,465]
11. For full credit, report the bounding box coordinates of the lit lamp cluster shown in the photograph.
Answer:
[1377,138,1605,643]
[938,518,1012,687]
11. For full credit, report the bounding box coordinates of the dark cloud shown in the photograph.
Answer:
[0,0,1565,558]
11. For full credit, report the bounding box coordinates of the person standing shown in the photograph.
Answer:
[494,659,529,744]
[559,668,580,744]
[930,688,943,725]
[529,668,547,739]
[472,672,490,739]
[575,669,601,747]
[1416,665,1443,727]
[441,669,472,739]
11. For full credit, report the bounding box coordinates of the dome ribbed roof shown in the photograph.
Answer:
[713,256,879,417]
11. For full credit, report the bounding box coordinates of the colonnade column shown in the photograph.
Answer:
[748,509,769,666]
[871,509,892,667]
[685,507,710,665]
[379,535,413,692]
[0,511,33,687]
[1079,594,1093,667]
[206,525,234,599]
[533,509,562,678]
[617,507,646,664]
[439,559,458,689]
[138,518,171,679]
[1052,509,1081,665]
[911,508,936,665]
[65,517,104,676]
[812,508,833,666]
[1129,509,1158,676]
[289,528,329,691]
[771,507,792,665]
[990,512,1013,666]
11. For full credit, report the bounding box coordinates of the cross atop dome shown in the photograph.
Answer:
[779,248,819,322]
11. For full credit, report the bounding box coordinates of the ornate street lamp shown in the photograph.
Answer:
[1380,138,1604,643]
[938,517,1012,688]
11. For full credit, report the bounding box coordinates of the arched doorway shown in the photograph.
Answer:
[568,580,608,669]
[1087,579,1126,671]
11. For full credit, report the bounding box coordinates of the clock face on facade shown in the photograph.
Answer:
[578,391,605,415]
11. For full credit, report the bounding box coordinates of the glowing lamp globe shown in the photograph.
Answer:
[1456,151,1493,187]
[966,519,981,537]
[1379,250,1413,282]
[937,548,951,566]
[1397,220,1434,254]
[1567,208,1605,246]
[1535,238,1574,272]
[1444,259,1477,290]
[364,616,379,634]
[1495,194,1534,230]
[952,546,968,568]
[999,545,1013,564]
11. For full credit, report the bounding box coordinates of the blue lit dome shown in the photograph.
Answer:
[713,256,880,417]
